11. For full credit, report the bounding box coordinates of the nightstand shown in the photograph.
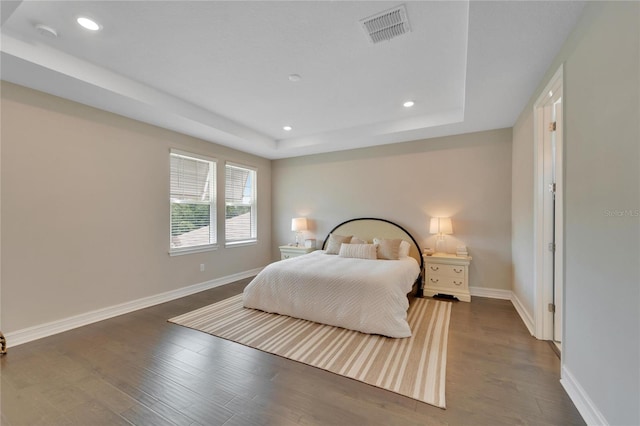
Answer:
[423,253,472,302]
[279,245,315,260]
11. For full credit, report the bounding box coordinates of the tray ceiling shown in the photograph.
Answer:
[1,1,585,159]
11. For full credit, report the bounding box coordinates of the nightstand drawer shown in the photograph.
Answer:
[426,264,465,278]
[279,245,315,260]
[426,276,466,290]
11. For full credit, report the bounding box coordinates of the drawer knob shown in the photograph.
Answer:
[454,268,463,273]
[284,255,290,259]
[454,280,463,286]
[430,278,439,283]
[430,266,439,271]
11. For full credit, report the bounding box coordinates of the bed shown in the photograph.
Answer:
[242,218,423,338]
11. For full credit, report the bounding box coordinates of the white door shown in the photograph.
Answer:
[543,89,563,346]
[552,95,564,344]
[534,65,564,348]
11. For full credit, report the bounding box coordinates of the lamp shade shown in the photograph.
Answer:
[429,217,453,235]
[291,217,308,232]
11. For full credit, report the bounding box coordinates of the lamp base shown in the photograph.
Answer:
[435,237,446,254]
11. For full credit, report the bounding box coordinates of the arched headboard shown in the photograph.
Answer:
[322,218,423,272]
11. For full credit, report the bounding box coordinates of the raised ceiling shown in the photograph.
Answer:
[1,1,585,159]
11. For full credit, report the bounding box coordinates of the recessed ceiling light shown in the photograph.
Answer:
[403,100,415,108]
[77,17,101,31]
[283,126,293,131]
[288,74,302,82]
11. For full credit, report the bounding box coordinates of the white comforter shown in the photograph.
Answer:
[242,250,420,338]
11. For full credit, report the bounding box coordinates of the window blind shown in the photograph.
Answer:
[225,163,257,243]
[170,151,217,252]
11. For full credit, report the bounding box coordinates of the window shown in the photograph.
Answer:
[170,150,217,254]
[225,162,257,245]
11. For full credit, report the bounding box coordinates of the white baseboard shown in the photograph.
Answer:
[469,286,512,300]
[5,267,263,348]
[561,365,607,426]
[510,291,535,336]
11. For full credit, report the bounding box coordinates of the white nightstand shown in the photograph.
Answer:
[423,253,472,302]
[279,245,315,260]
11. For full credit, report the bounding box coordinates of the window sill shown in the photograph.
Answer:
[225,240,258,249]
[169,244,218,256]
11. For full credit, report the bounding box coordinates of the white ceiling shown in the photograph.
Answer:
[1,1,585,159]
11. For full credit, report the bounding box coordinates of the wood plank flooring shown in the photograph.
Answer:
[1,279,584,425]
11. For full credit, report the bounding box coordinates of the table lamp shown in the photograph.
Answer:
[291,217,308,246]
[429,217,453,254]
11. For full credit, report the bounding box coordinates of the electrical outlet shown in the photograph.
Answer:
[200,264,205,272]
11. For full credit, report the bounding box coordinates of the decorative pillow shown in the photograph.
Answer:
[350,237,367,244]
[339,243,377,260]
[399,240,411,258]
[324,233,352,254]
[373,238,402,260]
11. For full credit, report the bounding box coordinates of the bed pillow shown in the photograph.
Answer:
[324,233,352,254]
[373,238,403,260]
[399,240,411,258]
[350,237,367,244]
[339,243,377,260]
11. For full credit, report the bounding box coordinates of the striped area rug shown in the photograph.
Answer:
[169,294,452,408]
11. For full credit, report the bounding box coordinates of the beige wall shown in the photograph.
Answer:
[1,82,272,333]
[511,110,535,315]
[272,128,512,292]
[512,2,639,424]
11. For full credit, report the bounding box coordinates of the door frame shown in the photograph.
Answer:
[533,64,564,342]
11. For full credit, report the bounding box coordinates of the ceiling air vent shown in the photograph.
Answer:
[360,4,411,44]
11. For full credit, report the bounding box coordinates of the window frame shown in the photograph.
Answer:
[224,161,257,247]
[169,149,218,256]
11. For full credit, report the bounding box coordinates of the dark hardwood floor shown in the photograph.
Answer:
[1,279,584,425]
